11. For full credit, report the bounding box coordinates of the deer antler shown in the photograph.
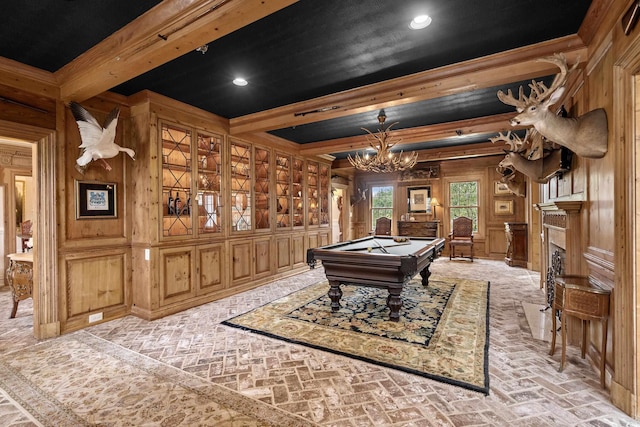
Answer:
[497,53,578,111]
[529,53,578,104]
[497,86,528,111]
[490,131,526,152]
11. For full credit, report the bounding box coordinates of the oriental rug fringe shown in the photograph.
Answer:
[223,277,490,395]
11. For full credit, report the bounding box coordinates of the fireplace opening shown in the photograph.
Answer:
[545,247,565,310]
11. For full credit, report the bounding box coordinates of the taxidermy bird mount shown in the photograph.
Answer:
[70,101,135,174]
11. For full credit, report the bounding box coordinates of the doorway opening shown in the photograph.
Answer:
[0,119,58,339]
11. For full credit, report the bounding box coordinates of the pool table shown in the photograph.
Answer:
[307,236,445,321]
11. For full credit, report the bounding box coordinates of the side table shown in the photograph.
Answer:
[6,252,33,318]
[549,275,610,387]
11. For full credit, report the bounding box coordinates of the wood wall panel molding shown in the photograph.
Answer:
[230,36,587,134]
[35,130,60,339]
[584,246,615,290]
[56,0,298,102]
[610,23,640,415]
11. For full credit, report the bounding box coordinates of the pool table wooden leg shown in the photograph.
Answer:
[328,280,343,312]
[387,287,402,321]
[420,267,431,286]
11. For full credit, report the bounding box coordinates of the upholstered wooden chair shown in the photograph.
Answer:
[373,217,392,235]
[449,216,474,261]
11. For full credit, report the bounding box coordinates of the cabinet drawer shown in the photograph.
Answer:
[397,221,438,237]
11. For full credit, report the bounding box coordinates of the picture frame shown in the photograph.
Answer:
[408,186,431,213]
[494,181,511,195]
[76,180,117,219]
[494,200,513,215]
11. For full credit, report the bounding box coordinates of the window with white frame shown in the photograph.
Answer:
[448,181,478,232]
[371,185,393,231]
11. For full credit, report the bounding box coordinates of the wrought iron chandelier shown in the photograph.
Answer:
[347,109,418,173]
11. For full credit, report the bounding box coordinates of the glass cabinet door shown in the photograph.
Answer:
[307,160,319,226]
[161,123,193,237]
[254,146,270,230]
[230,140,252,232]
[276,153,291,228]
[319,163,330,226]
[196,132,223,234]
[292,158,304,227]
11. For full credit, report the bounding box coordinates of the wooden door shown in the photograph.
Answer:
[197,243,225,295]
[276,235,291,271]
[159,246,196,306]
[292,234,305,267]
[230,240,252,284]
[254,237,272,279]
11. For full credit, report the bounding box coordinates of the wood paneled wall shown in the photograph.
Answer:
[351,155,528,260]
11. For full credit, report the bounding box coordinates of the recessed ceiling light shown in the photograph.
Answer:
[233,77,248,86]
[409,15,432,30]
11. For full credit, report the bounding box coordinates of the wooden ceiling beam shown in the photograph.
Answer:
[299,113,525,156]
[230,35,586,135]
[56,0,298,102]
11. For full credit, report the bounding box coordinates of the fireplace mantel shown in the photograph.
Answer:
[534,201,583,213]
[537,199,585,286]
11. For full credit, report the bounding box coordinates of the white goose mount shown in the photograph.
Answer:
[70,101,135,174]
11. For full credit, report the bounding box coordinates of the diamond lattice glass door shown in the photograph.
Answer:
[196,132,222,234]
[254,146,270,230]
[319,163,330,226]
[276,153,291,228]
[292,158,304,227]
[307,161,319,226]
[230,140,252,232]
[161,123,192,237]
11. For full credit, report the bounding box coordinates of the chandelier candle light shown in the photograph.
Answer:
[348,109,418,173]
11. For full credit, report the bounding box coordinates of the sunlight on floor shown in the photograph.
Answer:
[522,302,557,342]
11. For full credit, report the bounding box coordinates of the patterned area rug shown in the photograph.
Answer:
[223,277,490,394]
[0,331,316,427]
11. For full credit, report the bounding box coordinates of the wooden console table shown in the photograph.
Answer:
[549,275,610,387]
[397,220,440,238]
[6,252,33,318]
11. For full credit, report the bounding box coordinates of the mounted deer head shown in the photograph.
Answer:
[498,150,565,184]
[500,171,526,198]
[490,130,552,161]
[493,129,571,184]
[497,53,608,158]
[350,188,367,206]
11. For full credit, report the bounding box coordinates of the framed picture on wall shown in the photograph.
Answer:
[494,181,511,195]
[494,200,513,215]
[408,186,431,213]
[76,180,117,219]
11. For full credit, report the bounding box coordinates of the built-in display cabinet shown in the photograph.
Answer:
[129,95,330,320]
[161,124,225,238]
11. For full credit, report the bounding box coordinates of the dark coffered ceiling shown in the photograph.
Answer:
[0,0,594,163]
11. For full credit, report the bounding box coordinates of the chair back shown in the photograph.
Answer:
[374,217,392,235]
[451,216,473,239]
[21,220,33,236]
